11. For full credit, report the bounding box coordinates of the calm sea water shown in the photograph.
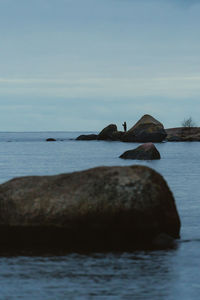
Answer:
[0,131,199,299]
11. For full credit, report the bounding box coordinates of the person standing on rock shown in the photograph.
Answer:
[122,122,127,132]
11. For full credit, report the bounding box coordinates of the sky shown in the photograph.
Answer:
[0,0,200,131]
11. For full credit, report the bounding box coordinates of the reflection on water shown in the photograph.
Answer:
[0,251,178,300]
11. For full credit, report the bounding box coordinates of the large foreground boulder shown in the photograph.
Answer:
[122,114,167,143]
[120,143,161,160]
[0,165,180,251]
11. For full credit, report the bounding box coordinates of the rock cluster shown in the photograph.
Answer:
[0,165,180,251]
[76,114,167,143]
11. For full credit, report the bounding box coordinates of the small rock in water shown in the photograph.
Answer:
[120,143,161,160]
[46,138,56,142]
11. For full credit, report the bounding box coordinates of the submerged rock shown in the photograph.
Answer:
[0,165,180,251]
[120,143,161,160]
[122,114,167,143]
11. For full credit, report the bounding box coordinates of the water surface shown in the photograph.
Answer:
[0,132,199,299]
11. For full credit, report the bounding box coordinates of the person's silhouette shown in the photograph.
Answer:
[122,122,127,132]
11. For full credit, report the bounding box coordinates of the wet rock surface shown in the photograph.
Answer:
[0,165,180,251]
[152,233,177,249]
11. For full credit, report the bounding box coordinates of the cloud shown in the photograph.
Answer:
[0,0,200,130]
[0,74,200,99]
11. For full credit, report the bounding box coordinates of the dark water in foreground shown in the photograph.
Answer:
[0,132,200,299]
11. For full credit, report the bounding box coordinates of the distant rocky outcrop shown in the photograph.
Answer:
[76,124,123,141]
[120,143,161,160]
[97,124,118,140]
[76,134,98,141]
[166,127,200,141]
[76,114,167,143]
[122,115,167,143]
[0,165,180,251]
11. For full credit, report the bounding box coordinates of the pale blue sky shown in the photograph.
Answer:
[0,0,200,131]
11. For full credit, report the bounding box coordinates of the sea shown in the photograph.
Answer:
[0,131,199,299]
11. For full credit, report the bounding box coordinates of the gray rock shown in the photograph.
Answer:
[108,130,124,141]
[122,114,167,143]
[120,143,161,160]
[0,165,180,251]
[97,124,118,140]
